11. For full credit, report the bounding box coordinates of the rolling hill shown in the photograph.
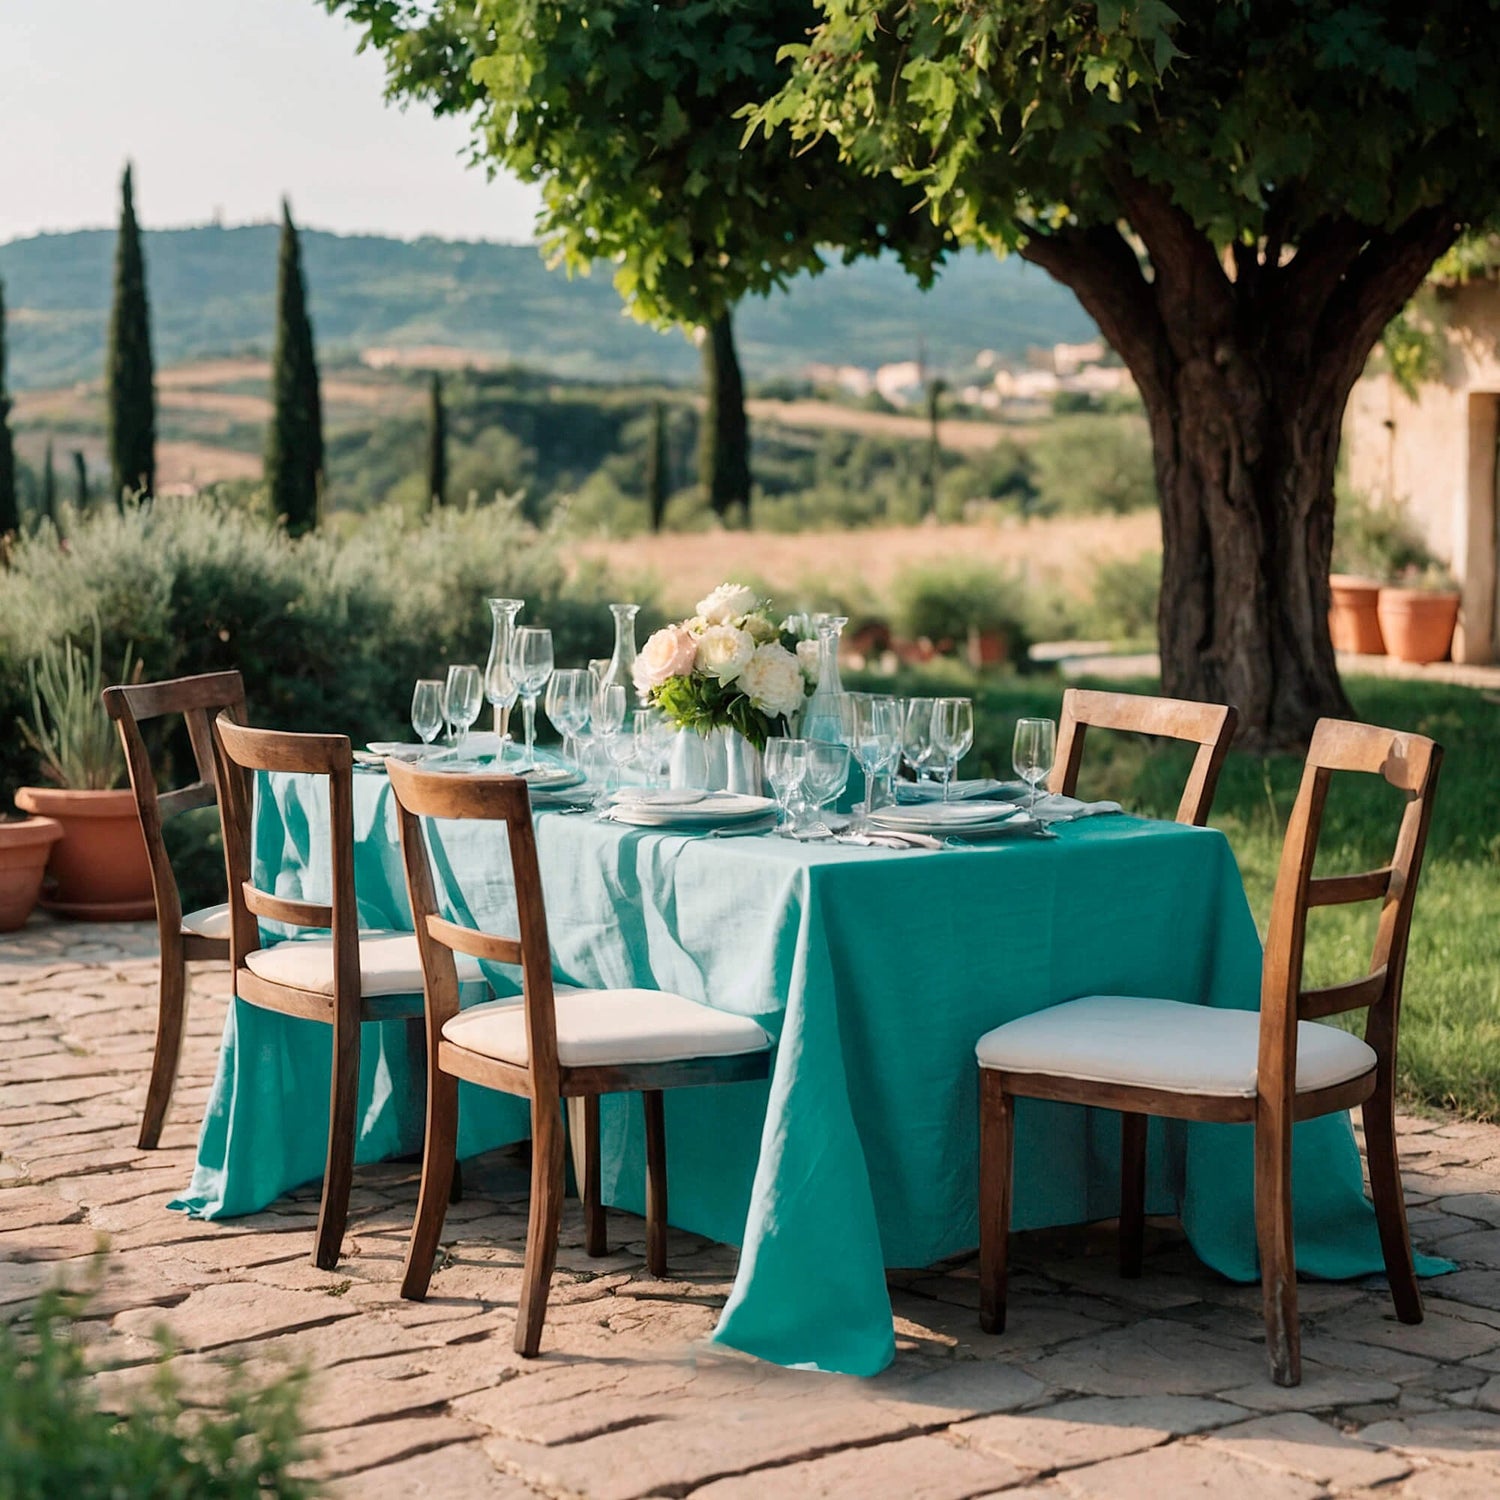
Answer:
[0,224,1097,391]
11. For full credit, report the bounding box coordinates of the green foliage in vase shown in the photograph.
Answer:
[106,164,156,506]
[22,615,133,790]
[755,0,1500,746]
[0,1277,316,1499]
[266,202,324,536]
[652,672,784,751]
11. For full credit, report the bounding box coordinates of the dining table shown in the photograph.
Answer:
[171,761,1447,1377]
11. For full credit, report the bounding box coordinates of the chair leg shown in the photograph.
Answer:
[581,1095,607,1256]
[1363,1087,1423,1324]
[642,1089,668,1277]
[516,1100,567,1358]
[1254,1114,1301,1387]
[313,1018,360,1272]
[449,1156,464,1206]
[978,1071,1015,1335]
[401,1069,460,1300]
[138,940,188,1150]
[1119,1111,1147,1279]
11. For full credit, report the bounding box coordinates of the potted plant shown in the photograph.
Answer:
[13,623,153,919]
[0,812,63,931]
[1377,565,1463,665]
[1328,575,1386,655]
[892,562,1031,670]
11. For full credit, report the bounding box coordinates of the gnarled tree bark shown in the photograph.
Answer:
[1022,190,1459,748]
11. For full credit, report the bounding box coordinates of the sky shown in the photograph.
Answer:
[0,0,544,246]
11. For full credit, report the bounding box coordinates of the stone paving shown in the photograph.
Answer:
[4,917,1500,1498]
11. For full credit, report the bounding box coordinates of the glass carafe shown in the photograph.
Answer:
[485,598,524,740]
[601,602,640,702]
[800,614,847,744]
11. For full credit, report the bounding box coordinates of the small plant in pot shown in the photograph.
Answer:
[1377,562,1463,666]
[13,622,154,920]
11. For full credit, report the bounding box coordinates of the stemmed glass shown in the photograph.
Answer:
[545,668,594,767]
[443,664,483,751]
[764,738,808,832]
[507,627,554,771]
[633,709,672,788]
[591,683,627,804]
[901,698,935,789]
[800,740,850,835]
[484,641,520,761]
[931,697,975,801]
[1013,717,1057,815]
[839,694,902,830]
[411,679,444,748]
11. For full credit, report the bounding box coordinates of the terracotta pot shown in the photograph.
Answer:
[1376,588,1461,666]
[1328,575,1386,656]
[966,626,1010,669]
[11,786,154,920]
[0,815,64,931]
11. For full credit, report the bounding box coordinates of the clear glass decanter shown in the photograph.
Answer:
[601,602,640,701]
[484,598,524,741]
[800,614,847,744]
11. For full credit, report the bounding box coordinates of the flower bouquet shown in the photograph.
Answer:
[633,583,818,750]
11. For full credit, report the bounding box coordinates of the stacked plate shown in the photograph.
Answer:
[868,799,1030,839]
[607,790,776,832]
[895,777,1026,804]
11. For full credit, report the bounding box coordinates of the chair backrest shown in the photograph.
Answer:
[102,671,247,937]
[383,760,561,1091]
[210,715,358,984]
[1049,687,1239,826]
[1258,717,1442,1107]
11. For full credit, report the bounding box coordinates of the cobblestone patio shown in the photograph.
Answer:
[4,917,1500,1498]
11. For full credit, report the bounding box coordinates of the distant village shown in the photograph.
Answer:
[804,339,1135,415]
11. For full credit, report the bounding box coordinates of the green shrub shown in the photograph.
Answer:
[1029,412,1156,515]
[1084,552,1162,642]
[891,562,1032,667]
[0,1279,316,1498]
[1332,489,1440,582]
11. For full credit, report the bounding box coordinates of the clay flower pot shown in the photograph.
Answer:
[1328,575,1386,656]
[0,815,64,931]
[12,786,154,920]
[1376,588,1461,666]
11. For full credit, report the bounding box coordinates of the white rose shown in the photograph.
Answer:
[795,637,820,684]
[739,642,807,721]
[696,583,760,625]
[744,611,779,645]
[695,624,755,683]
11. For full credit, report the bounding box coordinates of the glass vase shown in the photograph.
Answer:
[800,615,847,744]
[485,598,523,742]
[601,602,640,702]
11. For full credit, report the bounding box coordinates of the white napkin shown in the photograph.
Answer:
[1030,793,1124,824]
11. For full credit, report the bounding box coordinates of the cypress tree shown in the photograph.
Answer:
[699,311,751,524]
[0,280,17,537]
[425,372,446,509]
[645,399,669,533]
[73,451,88,509]
[41,441,56,527]
[265,200,323,535]
[106,164,156,506]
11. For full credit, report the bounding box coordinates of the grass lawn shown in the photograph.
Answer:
[860,666,1500,1120]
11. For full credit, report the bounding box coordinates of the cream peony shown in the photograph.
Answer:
[695,624,755,683]
[696,582,760,626]
[633,624,699,692]
[739,642,807,720]
[795,637,820,684]
[744,611,779,645]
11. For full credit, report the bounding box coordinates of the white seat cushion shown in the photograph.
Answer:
[441,985,770,1069]
[183,903,231,940]
[975,994,1377,1098]
[244,929,482,998]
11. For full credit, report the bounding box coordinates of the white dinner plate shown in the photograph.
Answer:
[870,800,1023,831]
[608,792,775,829]
[610,787,709,808]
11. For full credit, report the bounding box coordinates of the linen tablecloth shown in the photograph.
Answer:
[174,768,1436,1375]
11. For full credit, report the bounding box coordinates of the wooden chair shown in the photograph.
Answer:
[976,717,1442,1386]
[1050,687,1239,826]
[103,671,247,1150]
[212,716,485,1270]
[384,758,772,1358]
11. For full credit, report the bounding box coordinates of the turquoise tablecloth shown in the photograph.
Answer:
[174,768,1436,1375]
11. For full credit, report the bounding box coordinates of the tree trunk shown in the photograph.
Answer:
[699,311,751,522]
[646,399,670,532]
[1020,194,1458,749]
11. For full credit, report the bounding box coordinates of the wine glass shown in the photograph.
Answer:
[1013,716,1057,815]
[901,697,935,790]
[545,668,593,766]
[838,694,901,830]
[591,683,627,803]
[443,664,483,751]
[588,658,611,691]
[800,740,850,835]
[931,698,974,801]
[484,637,520,760]
[633,708,672,788]
[507,627,555,771]
[764,737,808,832]
[410,679,444,747]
